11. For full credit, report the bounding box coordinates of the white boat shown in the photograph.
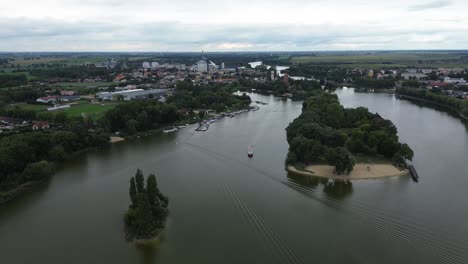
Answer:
[247,145,254,158]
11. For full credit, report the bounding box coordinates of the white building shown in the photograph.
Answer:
[401,73,427,80]
[151,62,159,68]
[142,62,151,69]
[97,89,168,101]
[197,60,208,73]
[444,77,466,84]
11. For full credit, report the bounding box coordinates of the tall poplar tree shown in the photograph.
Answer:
[129,177,137,206]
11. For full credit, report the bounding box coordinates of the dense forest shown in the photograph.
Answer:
[171,80,251,112]
[236,79,289,95]
[0,74,28,88]
[286,91,414,174]
[0,123,108,193]
[353,77,396,89]
[285,65,349,82]
[397,88,468,117]
[0,86,43,104]
[30,66,116,81]
[124,169,169,241]
[104,101,179,135]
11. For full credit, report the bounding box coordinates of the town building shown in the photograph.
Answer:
[401,73,427,80]
[37,96,59,103]
[60,90,75,96]
[96,89,168,101]
[197,60,208,73]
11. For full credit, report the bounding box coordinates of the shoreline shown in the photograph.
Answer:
[287,164,409,180]
[0,179,49,206]
[396,94,468,121]
[125,227,165,246]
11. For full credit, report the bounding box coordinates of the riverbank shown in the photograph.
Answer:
[396,94,468,121]
[0,180,48,205]
[287,163,409,180]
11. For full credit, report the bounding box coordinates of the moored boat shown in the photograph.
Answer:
[247,145,254,158]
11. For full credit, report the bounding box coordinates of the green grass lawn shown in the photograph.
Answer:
[6,100,118,118]
[7,103,49,112]
[58,102,117,117]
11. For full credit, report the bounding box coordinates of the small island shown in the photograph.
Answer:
[124,169,169,244]
[286,91,414,179]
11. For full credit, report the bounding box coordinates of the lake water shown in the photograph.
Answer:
[1,89,467,264]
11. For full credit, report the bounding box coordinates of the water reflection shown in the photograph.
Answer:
[136,232,166,264]
[287,172,319,188]
[396,97,468,131]
[287,173,353,200]
[323,180,353,200]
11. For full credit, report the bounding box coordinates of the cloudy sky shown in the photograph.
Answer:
[1,0,468,51]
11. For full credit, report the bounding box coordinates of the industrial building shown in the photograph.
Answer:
[96,89,168,101]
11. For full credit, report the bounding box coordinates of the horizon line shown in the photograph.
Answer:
[1,49,468,54]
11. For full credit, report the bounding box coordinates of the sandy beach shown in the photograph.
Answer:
[109,136,125,143]
[288,163,408,180]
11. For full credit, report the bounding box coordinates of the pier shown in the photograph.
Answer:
[409,165,420,182]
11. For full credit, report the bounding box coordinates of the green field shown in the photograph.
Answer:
[7,103,49,112]
[57,102,118,117]
[7,101,118,118]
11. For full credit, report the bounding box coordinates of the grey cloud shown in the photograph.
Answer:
[0,18,467,51]
[408,0,451,11]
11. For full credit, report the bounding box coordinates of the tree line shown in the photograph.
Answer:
[0,123,108,192]
[353,77,396,89]
[30,66,115,81]
[0,74,28,88]
[286,91,414,175]
[397,87,468,117]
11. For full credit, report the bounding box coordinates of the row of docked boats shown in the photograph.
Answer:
[195,108,252,132]
[163,125,188,133]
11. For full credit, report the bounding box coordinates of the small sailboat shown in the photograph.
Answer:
[247,145,254,158]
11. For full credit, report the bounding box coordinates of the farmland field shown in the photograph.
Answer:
[289,51,468,68]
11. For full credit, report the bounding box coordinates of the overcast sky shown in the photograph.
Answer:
[1,0,467,51]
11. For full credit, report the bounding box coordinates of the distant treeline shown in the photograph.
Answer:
[236,79,289,95]
[286,91,413,174]
[0,74,28,88]
[353,77,395,89]
[285,65,350,82]
[30,66,115,80]
[0,86,42,103]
